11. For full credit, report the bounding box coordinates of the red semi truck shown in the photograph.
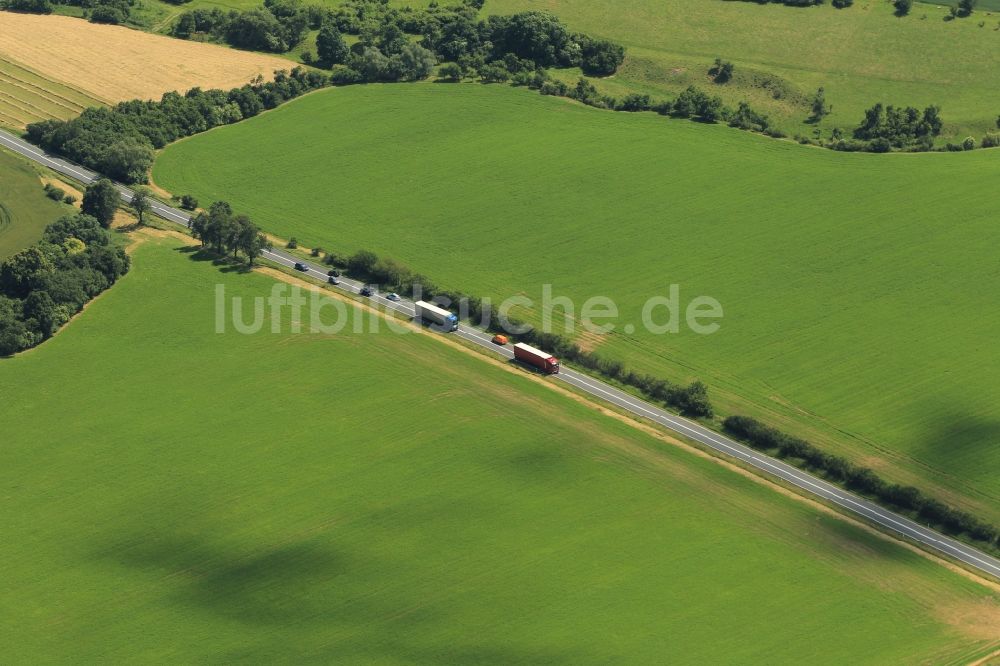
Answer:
[513,342,560,375]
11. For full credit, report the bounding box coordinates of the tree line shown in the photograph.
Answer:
[173,1,626,78]
[724,415,1000,551]
[26,67,328,184]
[1,0,139,24]
[0,212,130,356]
[324,247,714,418]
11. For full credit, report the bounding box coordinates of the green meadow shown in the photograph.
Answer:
[0,235,997,663]
[0,148,69,259]
[485,0,1000,139]
[154,84,1000,523]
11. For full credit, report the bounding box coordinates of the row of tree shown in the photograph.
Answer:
[0,213,130,356]
[724,415,1000,549]
[171,0,326,51]
[189,202,271,266]
[852,103,943,151]
[1,0,135,23]
[339,247,714,418]
[173,1,626,78]
[26,67,327,184]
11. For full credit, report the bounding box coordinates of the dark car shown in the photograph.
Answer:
[360,285,373,297]
[328,276,340,285]
[294,262,308,272]
[327,269,340,277]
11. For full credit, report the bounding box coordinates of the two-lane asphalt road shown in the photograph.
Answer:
[3,127,999,581]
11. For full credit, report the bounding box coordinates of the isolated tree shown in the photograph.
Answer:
[710,58,734,84]
[956,0,977,16]
[130,187,152,226]
[810,87,831,121]
[81,178,120,228]
[893,0,913,15]
[316,23,349,65]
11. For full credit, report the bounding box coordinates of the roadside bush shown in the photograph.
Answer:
[340,245,715,419]
[43,183,65,202]
[286,237,298,249]
[178,194,199,210]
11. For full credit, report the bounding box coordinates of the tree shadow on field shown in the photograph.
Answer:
[96,529,357,625]
[174,245,252,274]
[92,511,591,663]
[910,407,1000,490]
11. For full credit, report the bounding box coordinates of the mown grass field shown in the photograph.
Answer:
[484,0,1000,139]
[0,148,68,258]
[154,84,1000,524]
[1,234,998,663]
[0,54,102,129]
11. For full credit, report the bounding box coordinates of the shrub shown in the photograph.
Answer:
[578,37,625,76]
[894,0,912,15]
[962,136,976,150]
[437,62,464,82]
[286,237,298,249]
[43,183,65,202]
[710,58,734,84]
[0,0,53,13]
[617,93,652,112]
[981,133,1000,148]
[89,5,127,24]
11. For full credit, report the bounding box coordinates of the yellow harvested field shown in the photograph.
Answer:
[0,14,290,104]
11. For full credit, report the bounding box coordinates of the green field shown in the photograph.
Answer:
[0,55,105,129]
[484,0,1000,140]
[1,235,998,662]
[0,147,69,258]
[154,84,1000,524]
